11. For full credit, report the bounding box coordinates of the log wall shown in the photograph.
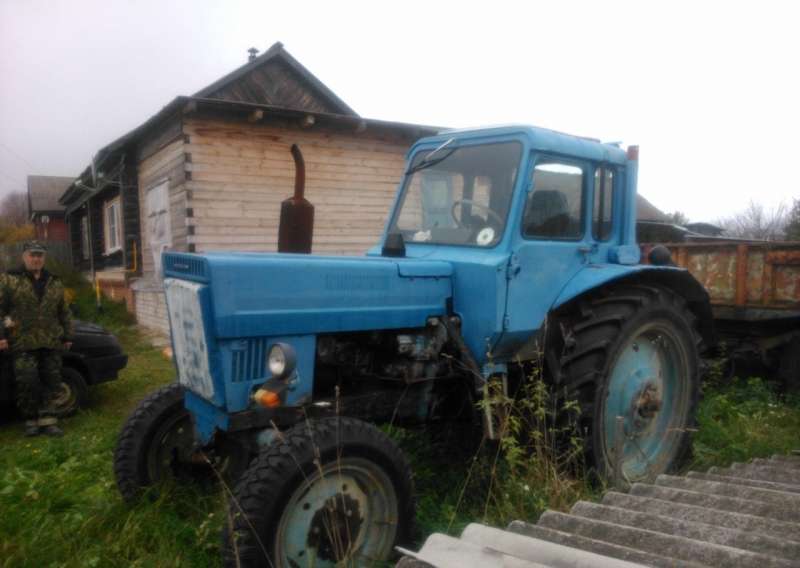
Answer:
[183,117,409,255]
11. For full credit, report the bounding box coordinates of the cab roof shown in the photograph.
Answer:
[413,124,629,166]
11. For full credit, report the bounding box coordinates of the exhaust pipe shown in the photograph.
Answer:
[278,144,314,253]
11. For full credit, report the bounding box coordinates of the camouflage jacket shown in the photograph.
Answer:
[0,267,73,352]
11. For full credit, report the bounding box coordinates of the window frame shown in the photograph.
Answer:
[103,197,122,255]
[592,165,616,242]
[387,139,524,249]
[521,155,587,242]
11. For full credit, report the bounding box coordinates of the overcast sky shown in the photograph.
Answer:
[1,0,797,222]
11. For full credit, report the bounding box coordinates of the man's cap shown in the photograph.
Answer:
[23,241,47,253]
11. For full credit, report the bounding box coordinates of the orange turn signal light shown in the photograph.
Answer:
[253,388,281,408]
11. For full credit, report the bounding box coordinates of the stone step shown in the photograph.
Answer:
[601,491,800,543]
[753,457,800,470]
[655,474,800,507]
[508,521,698,568]
[689,471,800,494]
[569,500,800,561]
[769,454,800,466]
[628,483,800,524]
[728,462,800,486]
[398,532,549,568]
[536,510,793,567]
[459,523,648,568]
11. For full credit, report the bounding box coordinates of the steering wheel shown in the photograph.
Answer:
[450,199,504,228]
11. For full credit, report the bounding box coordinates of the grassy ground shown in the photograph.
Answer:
[2,298,799,566]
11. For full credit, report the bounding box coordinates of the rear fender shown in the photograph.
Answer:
[553,264,715,349]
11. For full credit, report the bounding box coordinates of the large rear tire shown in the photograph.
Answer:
[555,283,700,484]
[223,417,415,568]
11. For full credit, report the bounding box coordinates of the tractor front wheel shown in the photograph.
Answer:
[114,383,247,501]
[224,417,415,568]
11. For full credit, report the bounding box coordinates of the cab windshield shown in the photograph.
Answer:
[389,141,522,247]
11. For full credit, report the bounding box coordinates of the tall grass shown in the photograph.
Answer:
[393,363,597,539]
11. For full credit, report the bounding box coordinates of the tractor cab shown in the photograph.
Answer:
[373,125,641,360]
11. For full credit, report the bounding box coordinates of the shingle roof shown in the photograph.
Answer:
[27,175,72,214]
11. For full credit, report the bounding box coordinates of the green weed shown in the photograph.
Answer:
[691,376,800,470]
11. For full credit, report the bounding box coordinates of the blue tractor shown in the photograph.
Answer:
[114,125,713,567]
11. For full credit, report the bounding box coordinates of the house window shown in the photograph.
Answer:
[80,216,90,260]
[104,197,122,254]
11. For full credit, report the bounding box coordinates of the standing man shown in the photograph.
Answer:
[0,241,73,436]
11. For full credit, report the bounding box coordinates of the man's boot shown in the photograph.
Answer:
[38,416,63,437]
[24,420,40,437]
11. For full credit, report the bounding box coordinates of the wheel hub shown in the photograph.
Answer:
[307,492,364,562]
[632,381,662,421]
[604,326,691,482]
[277,458,398,567]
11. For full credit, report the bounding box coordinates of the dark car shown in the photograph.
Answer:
[0,319,128,416]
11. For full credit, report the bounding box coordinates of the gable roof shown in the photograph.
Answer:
[27,175,72,214]
[636,194,669,222]
[193,42,357,116]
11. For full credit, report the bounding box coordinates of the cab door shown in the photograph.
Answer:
[499,155,591,358]
[500,158,621,359]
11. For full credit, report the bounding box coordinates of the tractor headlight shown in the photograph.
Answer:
[267,343,296,379]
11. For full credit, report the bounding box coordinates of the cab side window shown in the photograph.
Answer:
[592,167,615,241]
[523,162,584,239]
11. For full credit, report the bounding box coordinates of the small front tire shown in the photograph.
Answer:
[113,383,247,502]
[224,417,415,568]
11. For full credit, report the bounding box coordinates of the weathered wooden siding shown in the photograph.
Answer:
[137,136,188,276]
[120,153,142,273]
[183,117,409,255]
[202,58,344,114]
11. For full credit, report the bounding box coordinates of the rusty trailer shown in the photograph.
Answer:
[642,241,800,387]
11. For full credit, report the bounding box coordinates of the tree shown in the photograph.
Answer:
[718,201,788,241]
[0,191,29,224]
[784,199,800,241]
[666,211,690,226]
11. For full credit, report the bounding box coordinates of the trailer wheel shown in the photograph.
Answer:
[223,417,415,568]
[114,383,247,502]
[556,284,700,484]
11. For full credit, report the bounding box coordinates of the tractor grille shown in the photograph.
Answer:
[164,278,214,399]
[231,338,269,383]
[164,253,207,280]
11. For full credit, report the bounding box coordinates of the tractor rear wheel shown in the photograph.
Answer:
[555,284,700,484]
[223,416,415,568]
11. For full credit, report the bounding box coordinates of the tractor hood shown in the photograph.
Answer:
[162,252,453,339]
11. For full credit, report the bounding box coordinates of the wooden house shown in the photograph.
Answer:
[27,175,71,242]
[59,43,437,331]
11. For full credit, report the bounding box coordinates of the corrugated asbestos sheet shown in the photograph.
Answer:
[398,452,800,567]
